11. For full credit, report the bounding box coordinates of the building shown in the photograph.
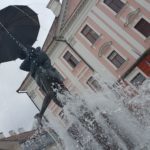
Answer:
[18,0,149,119]
[17,0,149,148]
[123,48,150,88]
[0,129,58,150]
[0,130,34,150]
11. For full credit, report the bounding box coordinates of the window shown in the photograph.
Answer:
[135,18,150,38]
[87,77,101,91]
[130,73,146,87]
[104,0,125,13]
[63,51,79,68]
[59,110,64,119]
[81,25,99,44]
[108,50,125,68]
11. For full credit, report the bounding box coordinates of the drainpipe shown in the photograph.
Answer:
[17,90,40,111]
[16,90,49,122]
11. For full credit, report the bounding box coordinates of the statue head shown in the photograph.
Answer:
[36,47,42,52]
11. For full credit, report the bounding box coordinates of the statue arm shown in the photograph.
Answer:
[30,60,38,77]
[20,58,30,72]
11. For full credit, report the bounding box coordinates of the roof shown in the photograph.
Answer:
[42,17,59,51]
[0,130,35,143]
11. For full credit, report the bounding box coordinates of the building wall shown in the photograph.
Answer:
[138,54,150,77]
[44,0,149,119]
[0,141,21,150]
[19,0,150,124]
[51,0,149,88]
[125,50,150,88]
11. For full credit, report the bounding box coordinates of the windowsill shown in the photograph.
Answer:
[80,24,100,47]
[131,17,150,41]
[87,84,101,92]
[61,50,80,71]
[105,49,127,71]
[116,58,129,72]
[144,36,150,42]
[91,34,103,49]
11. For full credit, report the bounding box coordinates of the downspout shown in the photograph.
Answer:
[16,90,48,122]
[16,90,40,111]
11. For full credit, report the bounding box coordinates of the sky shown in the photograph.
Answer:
[0,0,55,136]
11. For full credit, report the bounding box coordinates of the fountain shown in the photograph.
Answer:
[61,78,150,150]
[22,79,150,150]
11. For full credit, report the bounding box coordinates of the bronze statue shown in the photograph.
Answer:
[20,47,66,124]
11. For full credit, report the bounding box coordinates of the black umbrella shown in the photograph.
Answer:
[0,5,40,63]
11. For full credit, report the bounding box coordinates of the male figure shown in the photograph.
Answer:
[20,47,66,123]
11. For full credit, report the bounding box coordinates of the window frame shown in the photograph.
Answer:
[63,51,80,68]
[107,50,126,69]
[130,72,146,87]
[134,17,150,39]
[130,16,150,40]
[87,76,101,92]
[59,110,64,119]
[81,24,100,45]
[103,0,126,14]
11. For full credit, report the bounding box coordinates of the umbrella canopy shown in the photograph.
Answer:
[0,5,40,63]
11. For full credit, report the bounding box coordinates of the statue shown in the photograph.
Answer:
[20,46,66,124]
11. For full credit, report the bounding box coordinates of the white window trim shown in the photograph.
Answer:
[130,72,146,86]
[86,76,101,92]
[59,110,64,119]
[101,0,116,15]
[125,67,148,86]
[104,47,127,70]
[61,50,81,70]
[131,16,150,40]
[102,0,127,15]
[79,23,101,46]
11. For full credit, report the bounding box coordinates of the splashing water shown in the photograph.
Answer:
[60,78,150,150]
[24,79,150,150]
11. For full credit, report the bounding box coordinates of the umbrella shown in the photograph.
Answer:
[0,5,40,63]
